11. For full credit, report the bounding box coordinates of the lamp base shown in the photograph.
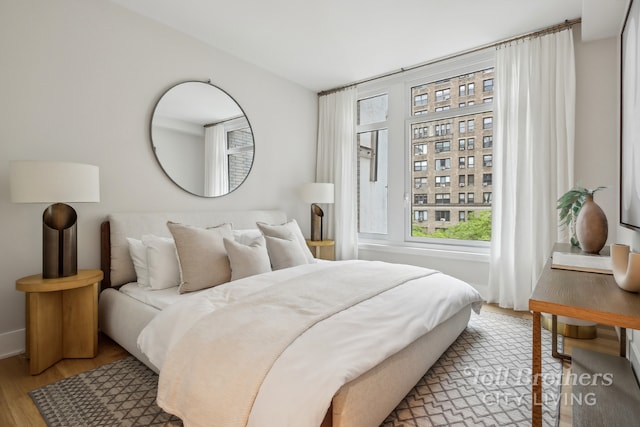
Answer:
[42,203,77,278]
[310,203,324,241]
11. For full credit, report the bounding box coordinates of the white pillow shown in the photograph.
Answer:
[223,236,272,280]
[126,237,149,288]
[256,219,315,264]
[232,228,264,245]
[141,234,181,290]
[264,235,309,270]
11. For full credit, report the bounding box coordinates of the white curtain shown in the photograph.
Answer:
[316,87,358,260]
[487,29,575,310]
[204,124,228,197]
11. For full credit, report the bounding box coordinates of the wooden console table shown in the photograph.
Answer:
[529,248,640,426]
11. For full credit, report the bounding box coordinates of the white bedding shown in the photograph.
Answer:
[138,260,483,427]
[119,283,182,310]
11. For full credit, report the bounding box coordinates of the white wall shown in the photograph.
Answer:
[0,0,318,357]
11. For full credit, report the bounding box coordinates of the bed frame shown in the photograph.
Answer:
[98,210,472,427]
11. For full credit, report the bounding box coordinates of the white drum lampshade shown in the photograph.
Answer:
[10,161,100,278]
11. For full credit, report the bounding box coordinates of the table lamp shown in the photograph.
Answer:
[300,182,334,241]
[10,161,100,278]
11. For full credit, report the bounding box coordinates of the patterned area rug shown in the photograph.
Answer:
[29,310,561,427]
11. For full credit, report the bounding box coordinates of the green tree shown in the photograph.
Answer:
[417,211,492,241]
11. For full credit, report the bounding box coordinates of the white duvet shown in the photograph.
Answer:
[138,260,483,427]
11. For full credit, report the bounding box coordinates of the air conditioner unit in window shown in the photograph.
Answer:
[483,182,488,186]
[459,183,465,187]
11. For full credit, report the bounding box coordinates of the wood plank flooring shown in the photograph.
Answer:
[0,304,619,426]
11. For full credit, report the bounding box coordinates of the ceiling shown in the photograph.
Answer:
[110,0,628,93]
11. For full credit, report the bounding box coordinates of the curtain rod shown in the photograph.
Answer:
[318,18,581,97]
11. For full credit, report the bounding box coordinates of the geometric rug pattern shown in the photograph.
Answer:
[30,310,561,427]
[381,310,562,427]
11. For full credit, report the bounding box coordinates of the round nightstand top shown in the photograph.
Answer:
[16,269,103,293]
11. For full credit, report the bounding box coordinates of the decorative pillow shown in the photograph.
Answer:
[264,235,309,270]
[223,236,271,280]
[256,219,315,264]
[126,237,150,288]
[167,221,234,293]
[232,228,264,245]
[141,234,181,290]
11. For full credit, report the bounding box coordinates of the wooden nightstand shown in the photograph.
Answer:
[16,269,102,375]
[306,239,335,261]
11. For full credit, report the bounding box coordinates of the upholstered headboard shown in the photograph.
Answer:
[100,210,288,289]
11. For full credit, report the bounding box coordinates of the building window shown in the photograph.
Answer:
[468,82,475,95]
[483,173,492,186]
[414,210,427,221]
[467,193,475,204]
[483,192,492,204]
[459,121,466,134]
[484,97,493,103]
[435,176,451,187]
[435,106,450,112]
[459,157,465,168]
[435,123,452,136]
[467,138,474,150]
[435,210,450,221]
[483,135,493,148]
[459,175,466,187]
[435,158,451,170]
[414,194,427,205]
[459,85,466,97]
[458,139,465,150]
[435,193,451,204]
[483,155,492,167]
[414,143,427,155]
[435,140,451,153]
[483,116,493,129]
[414,160,428,171]
[435,88,451,102]
[467,174,475,186]
[483,78,494,92]
[414,177,427,189]
[468,119,475,132]
[459,192,465,204]
[459,211,466,221]
[467,156,475,168]
[413,126,429,139]
[414,94,428,106]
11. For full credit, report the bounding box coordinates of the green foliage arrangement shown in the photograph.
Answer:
[557,185,605,247]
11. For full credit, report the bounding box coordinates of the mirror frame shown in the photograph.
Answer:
[149,80,255,198]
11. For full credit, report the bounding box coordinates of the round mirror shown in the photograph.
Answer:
[150,81,254,197]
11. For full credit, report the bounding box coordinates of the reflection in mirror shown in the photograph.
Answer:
[150,81,254,197]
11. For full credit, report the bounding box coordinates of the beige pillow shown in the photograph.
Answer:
[257,219,315,264]
[264,235,309,270]
[167,221,234,293]
[223,236,272,280]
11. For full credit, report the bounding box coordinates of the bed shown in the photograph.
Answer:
[98,209,483,427]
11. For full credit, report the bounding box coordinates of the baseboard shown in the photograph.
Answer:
[0,329,25,359]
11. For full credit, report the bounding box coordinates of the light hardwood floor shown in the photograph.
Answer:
[0,304,619,426]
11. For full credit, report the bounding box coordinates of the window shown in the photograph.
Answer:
[358,48,493,244]
[435,210,450,221]
[435,193,450,204]
[483,173,492,186]
[484,97,493,103]
[414,160,428,171]
[414,210,427,221]
[483,192,492,204]
[467,193,475,204]
[435,176,451,187]
[483,135,493,148]
[435,140,451,153]
[483,116,493,129]
[483,78,494,92]
[459,211,466,221]
[435,158,451,170]
[357,94,388,235]
[483,155,492,167]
